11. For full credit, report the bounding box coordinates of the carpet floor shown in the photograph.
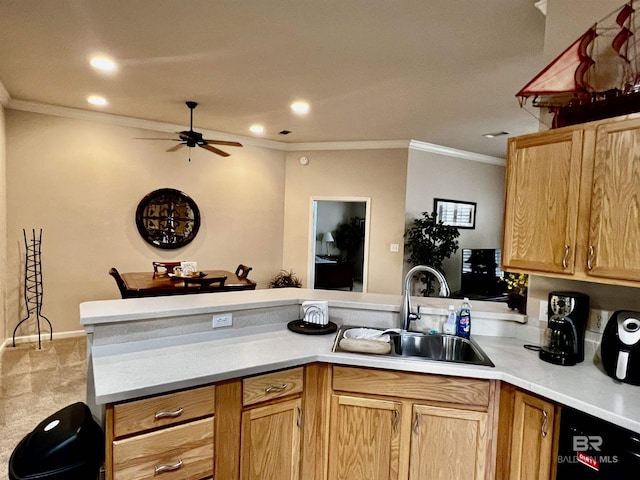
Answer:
[0,336,87,480]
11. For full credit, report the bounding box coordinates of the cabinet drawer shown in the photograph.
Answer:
[113,417,214,480]
[113,384,215,437]
[332,366,490,407]
[243,367,304,406]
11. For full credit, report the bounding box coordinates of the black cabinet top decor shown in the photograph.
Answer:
[135,188,201,249]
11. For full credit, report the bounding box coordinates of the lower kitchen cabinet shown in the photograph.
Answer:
[497,384,560,480]
[328,394,402,480]
[240,397,303,480]
[239,367,305,480]
[409,404,489,480]
[105,384,216,480]
[328,366,498,480]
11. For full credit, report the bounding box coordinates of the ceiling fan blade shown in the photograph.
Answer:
[134,137,181,141]
[166,143,185,152]
[200,144,230,157]
[203,140,243,147]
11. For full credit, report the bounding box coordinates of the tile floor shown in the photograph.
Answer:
[0,336,87,480]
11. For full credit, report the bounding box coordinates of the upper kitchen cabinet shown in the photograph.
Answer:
[503,113,640,286]
[503,129,584,275]
[588,117,640,282]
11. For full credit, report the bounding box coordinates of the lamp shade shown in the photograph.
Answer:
[322,231,335,243]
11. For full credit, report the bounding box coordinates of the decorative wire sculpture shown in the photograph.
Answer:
[12,229,52,348]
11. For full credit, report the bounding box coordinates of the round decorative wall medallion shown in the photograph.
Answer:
[135,188,201,249]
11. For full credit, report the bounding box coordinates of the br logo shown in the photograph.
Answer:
[573,435,603,452]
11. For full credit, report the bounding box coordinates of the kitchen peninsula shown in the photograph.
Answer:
[81,288,640,480]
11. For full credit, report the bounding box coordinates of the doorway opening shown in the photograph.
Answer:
[309,197,370,292]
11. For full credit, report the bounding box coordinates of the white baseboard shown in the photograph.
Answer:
[1,330,86,350]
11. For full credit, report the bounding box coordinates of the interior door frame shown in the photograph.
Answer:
[308,196,371,292]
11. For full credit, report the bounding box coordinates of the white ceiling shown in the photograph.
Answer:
[0,0,546,158]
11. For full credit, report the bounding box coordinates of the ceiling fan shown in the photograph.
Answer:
[143,101,242,160]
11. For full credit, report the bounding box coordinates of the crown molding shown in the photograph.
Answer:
[285,140,409,151]
[409,139,505,166]
[0,81,10,106]
[5,99,504,163]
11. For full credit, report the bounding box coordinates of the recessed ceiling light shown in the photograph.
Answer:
[90,56,117,73]
[87,95,108,106]
[250,124,265,134]
[482,131,510,138]
[291,101,310,115]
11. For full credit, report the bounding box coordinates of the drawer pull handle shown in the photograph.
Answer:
[541,410,548,438]
[155,459,183,474]
[265,383,289,393]
[587,245,595,270]
[393,409,400,433]
[562,245,570,269]
[154,407,184,420]
[413,413,421,435]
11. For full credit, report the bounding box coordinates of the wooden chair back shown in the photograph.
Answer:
[235,264,253,279]
[183,275,228,291]
[109,267,136,299]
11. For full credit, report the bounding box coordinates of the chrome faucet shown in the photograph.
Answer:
[400,265,450,331]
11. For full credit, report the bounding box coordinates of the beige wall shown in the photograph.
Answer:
[0,104,6,344]
[6,110,286,335]
[283,149,407,294]
[405,149,505,293]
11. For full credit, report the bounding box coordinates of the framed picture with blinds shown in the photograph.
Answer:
[433,198,476,229]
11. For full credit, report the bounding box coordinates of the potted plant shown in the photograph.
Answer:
[404,211,460,296]
[501,272,528,314]
[334,216,363,261]
[268,269,302,288]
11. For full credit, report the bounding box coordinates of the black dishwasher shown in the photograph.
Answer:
[556,407,640,479]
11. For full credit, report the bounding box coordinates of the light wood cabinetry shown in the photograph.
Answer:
[105,384,216,480]
[328,366,498,480]
[503,113,640,286]
[240,367,305,480]
[503,129,583,275]
[497,384,560,480]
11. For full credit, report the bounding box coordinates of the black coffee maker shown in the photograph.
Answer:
[540,291,590,366]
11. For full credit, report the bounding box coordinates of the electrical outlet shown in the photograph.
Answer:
[212,313,232,328]
[390,243,400,253]
[539,300,548,321]
[588,309,609,334]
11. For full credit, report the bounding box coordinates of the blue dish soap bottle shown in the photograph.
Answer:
[457,297,471,338]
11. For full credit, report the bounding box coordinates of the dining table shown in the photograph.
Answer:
[119,269,257,297]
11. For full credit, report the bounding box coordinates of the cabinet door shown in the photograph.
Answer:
[409,404,489,480]
[503,130,583,274]
[328,394,402,480]
[509,391,556,480]
[240,397,302,480]
[589,118,640,281]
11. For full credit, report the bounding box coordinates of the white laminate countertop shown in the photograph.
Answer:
[82,289,640,434]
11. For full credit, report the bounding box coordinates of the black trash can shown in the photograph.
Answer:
[8,402,104,480]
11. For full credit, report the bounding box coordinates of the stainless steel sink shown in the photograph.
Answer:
[332,326,494,367]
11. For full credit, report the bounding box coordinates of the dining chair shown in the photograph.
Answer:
[235,264,253,280]
[153,261,182,275]
[109,267,138,299]
[183,275,228,292]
